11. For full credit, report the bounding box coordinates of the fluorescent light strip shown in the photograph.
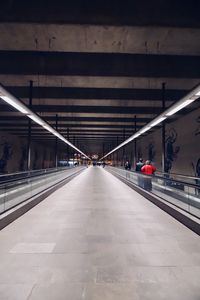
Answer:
[0,84,90,160]
[1,95,29,114]
[166,99,194,116]
[134,133,141,138]
[101,84,200,160]
[28,114,44,126]
[43,125,55,134]
[101,131,143,160]
[150,116,166,127]
[139,126,151,134]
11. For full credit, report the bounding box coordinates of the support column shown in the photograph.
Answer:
[123,128,125,163]
[134,115,137,167]
[55,114,58,168]
[116,136,119,165]
[73,136,75,165]
[27,80,33,171]
[162,82,166,173]
[102,143,105,160]
[67,128,69,163]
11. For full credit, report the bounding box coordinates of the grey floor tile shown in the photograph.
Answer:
[0,284,33,300]
[136,281,200,300]
[85,283,140,300]
[9,242,56,253]
[28,283,85,300]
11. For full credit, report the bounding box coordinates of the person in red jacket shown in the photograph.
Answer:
[141,160,156,175]
[141,160,156,191]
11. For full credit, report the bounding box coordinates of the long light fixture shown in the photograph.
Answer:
[165,99,194,116]
[195,91,200,96]
[0,84,91,160]
[139,126,151,134]
[0,95,29,114]
[28,114,44,126]
[101,83,200,160]
[149,116,166,127]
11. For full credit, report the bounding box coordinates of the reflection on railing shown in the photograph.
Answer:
[107,166,200,219]
[0,166,85,214]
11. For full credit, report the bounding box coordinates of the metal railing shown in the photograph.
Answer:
[106,166,200,219]
[0,166,86,214]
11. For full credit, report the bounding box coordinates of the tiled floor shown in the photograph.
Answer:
[0,167,200,299]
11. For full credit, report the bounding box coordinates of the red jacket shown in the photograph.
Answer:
[141,164,156,175]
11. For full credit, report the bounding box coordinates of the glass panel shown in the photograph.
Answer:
[0,166,84,214]
[0,184,5,213]
[107,166,200,219]
[4,178,32,211]
[188,183,200,218]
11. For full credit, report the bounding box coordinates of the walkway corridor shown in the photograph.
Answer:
[0,167,200,299]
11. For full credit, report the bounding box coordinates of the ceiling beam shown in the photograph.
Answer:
[0,116,152,123]
[0,124,143,130]
[6,86,185,101]
[19,135,126,140]
[0,127,137,133]
[0,1,200,28]
[1,51,200,78]
[0,104,162,114]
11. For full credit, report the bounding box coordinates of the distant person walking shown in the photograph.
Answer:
[136,158,144,188]
[124,161,131,170]
[136,158,144,172]
[141,160,156,191]
[124,161,131,180]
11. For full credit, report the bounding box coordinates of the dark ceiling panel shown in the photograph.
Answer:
[0,116,151,123]
[0,0,200,27]
[2,130,129,138]
[0,123,143,129]
[0,104,162,114]
[6,86,186,101]
[1,51,200,78]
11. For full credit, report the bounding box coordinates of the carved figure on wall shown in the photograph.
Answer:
[42,149,47,169]
[195,116,200,136]
[137,147,142,161]
[191,117,200,177]
[0,138,13,173]
[191,159,200,195]
[195,159,200,177]
[19,145,27,171]
[33,149,38,170]
[165,128,180,173]
[147,142,156,162]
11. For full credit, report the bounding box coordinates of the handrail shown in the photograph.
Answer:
[111,166,200,189]
[0,166,79,185]
[0,165,86,216]
[112,165,200,181]
[0,166,69,178]
[155,171,200,181]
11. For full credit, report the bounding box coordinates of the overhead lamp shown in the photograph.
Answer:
[150,116,166,127]
[43,125,55,134]
[54,132,61,138]
[0,95,29,114]
[0,83,91,160]
[100,83,200,160]
[126,138,132,143]
[134,133,141,138]
[140,126,151,134]
[165,99,195,116]
[60,136,66,142]
[28,114,44,126]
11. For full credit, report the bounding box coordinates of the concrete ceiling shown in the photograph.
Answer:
[0,0,200,157]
